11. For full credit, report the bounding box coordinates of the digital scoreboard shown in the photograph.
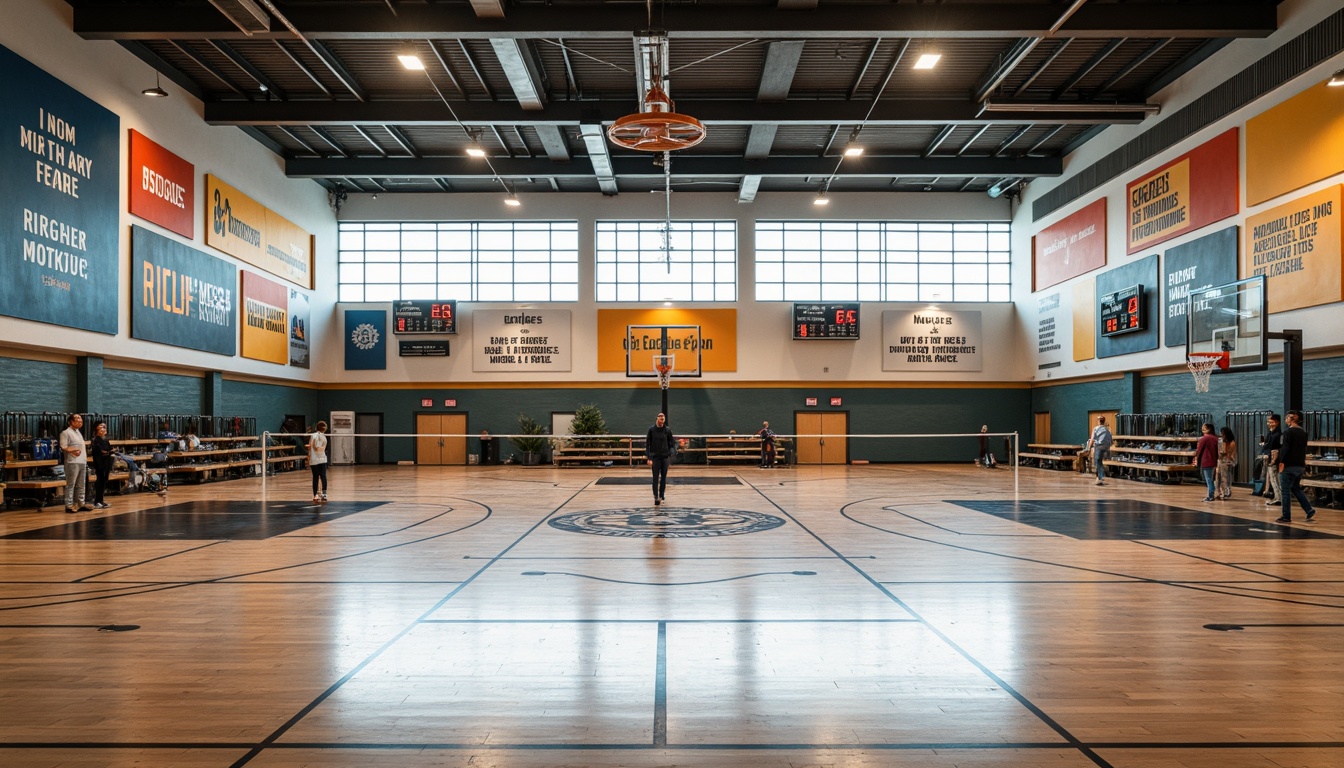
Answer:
[1099,285,1144,337]
[393,300,457,334]
[793,303,860,339]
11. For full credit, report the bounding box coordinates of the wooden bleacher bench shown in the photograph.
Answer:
[553,444,639,466]
[1018,444,1083,470]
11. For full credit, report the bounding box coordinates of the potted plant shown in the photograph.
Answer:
[511,412,549,465]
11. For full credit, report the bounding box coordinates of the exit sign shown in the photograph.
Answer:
[830,397,842,406]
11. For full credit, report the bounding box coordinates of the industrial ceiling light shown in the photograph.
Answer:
[504,194,521,207]
[398,54,425,71]
[843,127,864,157]
[913,53,941,70]
[465,131,486,158]
[1329,69,1344,87]
[813,194,830,206]
[141,73,168,98]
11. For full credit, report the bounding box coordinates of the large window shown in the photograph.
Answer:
[595,221,737,302]
[337,221,579,303]
[754,221,1011,302]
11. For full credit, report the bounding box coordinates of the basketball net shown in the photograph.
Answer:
[1187,352,1226,393]
[653,354,675,391]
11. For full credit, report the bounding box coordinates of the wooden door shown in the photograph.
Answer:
[1034,412,1051,444]
[794,412,822,464]
[417,413,469,465]
[819,412,848,464]
[416,413,443,465]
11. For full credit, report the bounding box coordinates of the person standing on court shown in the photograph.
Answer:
[1276,410,1316,523]
[646,412,674,506]
[1215,426,1237,500]
[756,421,776,469]
[60,413,91,513]
[1260,413,1282,505]
[1194,422,1219,502]
[90,421,114,510]
[308,420,329,503]
[1086,415,1113,486]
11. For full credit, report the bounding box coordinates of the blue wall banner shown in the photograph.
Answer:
[1162,226,1239,348]
[345,309,386,370]
[130,225,236,355]
[0,44,119,334]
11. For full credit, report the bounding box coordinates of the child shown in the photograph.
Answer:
[308,421,329,502]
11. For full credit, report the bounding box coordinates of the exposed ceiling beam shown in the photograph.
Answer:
[738,174,763,203]
[490,38,545,109]
[468,0,506,20]
[757,41,804,101]
[1091,38,1173,96]
[207,0,270,35]
[535,125,572,162]
[117,40,207,101]
[309,40,367,101]
[72,4,1280,41]
[206,98,1151,126]
[745,125,778,161]
[577,123,619,195]
[285,154,1063,179]
[1053,38,1127,98]
[171,40,248,96]
[210,40,287,100]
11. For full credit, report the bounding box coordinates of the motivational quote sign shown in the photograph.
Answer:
[1125,128,1238,254]
[472,309,572,372]
[882,309,983,372]
[1032,198,1106,291]
[1244,185,1342,312]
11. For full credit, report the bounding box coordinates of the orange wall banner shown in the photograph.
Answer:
[1072,280,1095,362]
[1032,198,1106,291]
[1246,78,1344,206]
[597,308,737,373]
[128,130,194,239]
[1244,185,1342,312]
[205,174,313,288]
[240,270,289,364]
[1125,128,1238,254]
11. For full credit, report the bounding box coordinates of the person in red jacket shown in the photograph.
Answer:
[1194,422,1218,502]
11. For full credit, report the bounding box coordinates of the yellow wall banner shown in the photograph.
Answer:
[1128,158,1191,251]
[597,309,737,373]
[205,175,313,288]
[1243,185,1342,312]
[1072,280,1095,362]
[240,270,289,364]
[1246,78,1344,206]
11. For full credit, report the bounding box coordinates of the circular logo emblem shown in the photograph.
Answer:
[549,507,785,538]
[351,323,380,350]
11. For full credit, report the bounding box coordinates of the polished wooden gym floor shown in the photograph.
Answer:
[1,463,1341,768]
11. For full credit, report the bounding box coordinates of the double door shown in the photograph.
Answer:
[793,412,848,465]
[417,413,468,465]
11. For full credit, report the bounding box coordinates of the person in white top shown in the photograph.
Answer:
[60,413,91,513]
[308,420,329,503]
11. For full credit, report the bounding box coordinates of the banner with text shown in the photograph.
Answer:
[882,309,982,372]
[1035,291,1063,369]
[0,44,119,334]
[472,309,572,372]
[1244,185,1342,312]
[1032,198,1106,291]
[1126,128,1238,254]
[597,308,737,372]
[1162,226,1239,348]
[130,225,236,355]
[205,174,313,289]
[288,288,309,368]
[344,309,386,370]
[129,129,193,239]
[240,271,288,364]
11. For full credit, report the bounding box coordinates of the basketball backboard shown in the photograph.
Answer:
[626,325,703,377]
[1185,276,1267,372]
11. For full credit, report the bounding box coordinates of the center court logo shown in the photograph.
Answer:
[549,507,785,538]
[351,323,380,350]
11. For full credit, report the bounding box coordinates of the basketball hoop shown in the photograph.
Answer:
[653,354,675,390]
[1187,352,1228,393]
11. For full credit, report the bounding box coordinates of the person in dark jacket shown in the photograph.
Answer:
[646,412,675,506]
[90,421,114,510]
[1194,422,1218,502]
[1260,413,1282,504]
[1276,410,1316,523]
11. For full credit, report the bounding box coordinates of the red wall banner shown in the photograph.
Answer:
[1125,128,1238,254]
[1032,198,1106,292]
[128,129,193,239]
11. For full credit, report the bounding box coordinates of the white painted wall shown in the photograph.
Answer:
[0,0,336,381]
[330,191,1026,384]
[1012,0,1344,383]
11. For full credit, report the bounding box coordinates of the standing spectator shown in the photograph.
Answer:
[308,420,329,503]
[756,421,777,469]
[645,412,674,506]
[1260,414,1282,505]
[90,421,114,510]
[1086,415,1113,486]
[1194,422,1218,502]
[977,425,997,467]
[1276,410,1316,523]
[1215,427,1237,500]
[59,414,91,514]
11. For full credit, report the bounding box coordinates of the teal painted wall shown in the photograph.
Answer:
[1031,376,1135,444]
[316,385,1033,463]
[0,356,75,413]
[223,380,319,435]
[102,368,203,414]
